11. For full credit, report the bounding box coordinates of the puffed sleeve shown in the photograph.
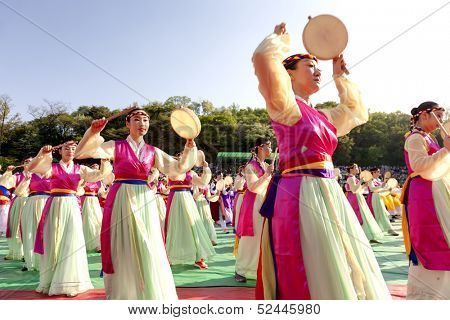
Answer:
[28,150,53,176]
[75,128,115,160]
[79,160,113,183]
[347,176,363,193]
[252,32,301,126]
[319,76,368,137]
[14,177,31,197]
[192,167,212,187]
[405,134,450,181]
[244,164,271,195]
[154,146,197,177]
[0,169,15,189]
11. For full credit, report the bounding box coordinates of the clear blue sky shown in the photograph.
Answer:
[1,0,449,120]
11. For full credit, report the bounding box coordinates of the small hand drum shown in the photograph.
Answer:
[302,14,348,60]
[386,178,399,189]
[195,150,205,167]
[360,170,373,182]
[442,121,450,139]
[384,171,392,179]
[333,167,341,179]
[215,179,225,192]
[170,107,201,139]
[224,175,233,186]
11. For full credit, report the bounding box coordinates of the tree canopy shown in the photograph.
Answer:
[0,94,434,170]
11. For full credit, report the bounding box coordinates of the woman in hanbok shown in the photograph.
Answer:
[75,108,197,299]
[80,163,104,252]
[254,23,391,299]
[219,183,234,231]
[5,158,32,261]
[345,164,384,243]
[401,101,450,299]
[193,184,218,246]
[235,139,272,283]
[17,171,51,271]
[165,160,215,269]
[367,168,398,236]
[0,166,15,237]
[209,172,223,224]
[29,141,110,296]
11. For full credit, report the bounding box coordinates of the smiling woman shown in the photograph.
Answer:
[74,105,198,300]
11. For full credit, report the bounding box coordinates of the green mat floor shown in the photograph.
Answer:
[0,222,408,291]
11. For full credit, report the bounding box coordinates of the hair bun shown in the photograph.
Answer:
[410,107,418,116]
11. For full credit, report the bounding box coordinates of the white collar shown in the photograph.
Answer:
[59,160,74,173]
[295,95,312,107]
[126,135,145,156]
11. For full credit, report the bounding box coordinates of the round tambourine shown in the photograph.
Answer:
[215,179,225,192]
[302,14,348,60]
[195,150,205,167]
[170,107,201,139]
[359,170,373,182]
[441,121,450,139]
[224,176,233,186]
[386,178,399,189]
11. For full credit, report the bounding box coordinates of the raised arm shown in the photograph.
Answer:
[75,127,115,160]
[192,166,212,187]
[80,159,113,183]
[319,56,368,137]
[252,23,300,126]
[154,142,197,178]
[14,173,31,197]
[28,147,53,176]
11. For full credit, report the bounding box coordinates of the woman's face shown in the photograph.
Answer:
[258,142,272,159]
[420,108,444,131]
[287,59,321,96]
[350,165,359,175]
[372,170,381,179]
[23,158,32,169]
[60,144,76,162]
[91,164,100,170]
[126,114,149,136]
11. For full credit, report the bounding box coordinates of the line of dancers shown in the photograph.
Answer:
[0,21,448,300]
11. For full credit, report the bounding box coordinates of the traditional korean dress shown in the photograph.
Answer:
[19,173,51,271]
[193,185,217,244]
[165,168,215,265]
[235,159,270,279]
[81,181,103,251]
[0,169,15,236]
[5,172,27,260]
[219,187,234,227]
[367,178,397,235]
[402,129,450,299]
[346,176,384,242]
[30,152,110,296]
[75,132,197,299]
[253,31,391,299]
